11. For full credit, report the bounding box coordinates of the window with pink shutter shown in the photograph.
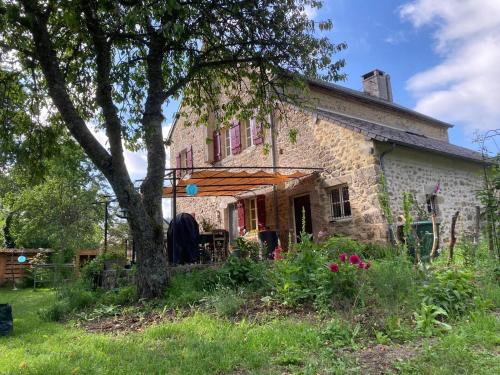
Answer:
[237,200,246,235]
[186,145,193,173]
[252,118,264,145]
[213,130,221,161]
[175,152,181,178]
[230,120,241,154]
[257,195,266,229]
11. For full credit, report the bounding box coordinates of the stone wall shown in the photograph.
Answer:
[380,144,484,243]
[305,85,449,141]
[169,97,387,245]
[168,82,480,247]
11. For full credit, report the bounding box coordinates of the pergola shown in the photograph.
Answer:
[163,166,322,219]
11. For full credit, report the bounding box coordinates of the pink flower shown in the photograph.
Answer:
[358,261,365,269]
[339,253,348,263]
[364,262,371,270]
[329,263,339,273]
[349,254,360,265]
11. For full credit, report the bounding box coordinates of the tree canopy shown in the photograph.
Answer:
[0,0,346,297]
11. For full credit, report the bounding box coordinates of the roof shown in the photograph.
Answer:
[306,77,453,129]
[0,248,53,254]
[166,76,453,143]
[315,108,487,164]
[163,169,309,197]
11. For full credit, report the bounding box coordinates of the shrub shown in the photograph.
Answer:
[421,268,475,316]
[81,252,128,290]
[413,303,452,337]
[218,257,268,288]
[367,257,417,309]
[321,319,361,349]
[321,236,364,260]
[100,286,137,306]
[202,286,246,317]
[164,268,219,308]
[38,300,71,322]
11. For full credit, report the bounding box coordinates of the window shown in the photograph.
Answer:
[224,128,231,157]
[246,198,258,231]
[243,119,253,149]
[329,185,351,219]
[426,194,438,214]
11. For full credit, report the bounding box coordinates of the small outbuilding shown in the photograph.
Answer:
[0,248,53,286]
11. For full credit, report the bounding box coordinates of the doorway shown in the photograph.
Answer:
[293,194,313,242]
[228,203,239,244]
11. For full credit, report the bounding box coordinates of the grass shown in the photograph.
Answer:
[0,288,350,374]
[398,311,500,374]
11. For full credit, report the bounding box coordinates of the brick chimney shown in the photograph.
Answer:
[362,69,393,102]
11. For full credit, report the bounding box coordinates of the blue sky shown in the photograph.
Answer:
[116,0,500,185]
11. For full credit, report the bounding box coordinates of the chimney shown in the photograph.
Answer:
[362,69,393,102]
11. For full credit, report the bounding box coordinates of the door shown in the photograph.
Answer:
[294,195,313,242]
[228,203,239,243]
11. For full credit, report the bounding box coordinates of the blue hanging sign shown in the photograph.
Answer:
[18,256,26,263]
[186,184,199,196]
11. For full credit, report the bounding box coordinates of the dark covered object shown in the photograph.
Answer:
[259,231,279,259]
[167,213,200,264]
[0,304,13,336]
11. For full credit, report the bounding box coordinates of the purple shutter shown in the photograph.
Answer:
[187,145,193,173]
[257,195,266,230]
[230,120,241,154]
[175,152,181,178]
[213,130,221,161]
[237,200,246,235]
[253,119,264,145]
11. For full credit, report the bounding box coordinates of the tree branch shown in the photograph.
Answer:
[19,0,112,174]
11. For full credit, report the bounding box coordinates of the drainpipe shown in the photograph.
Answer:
[379,143,396,244]
[270,109,280,238]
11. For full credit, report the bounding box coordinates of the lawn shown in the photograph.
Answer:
[0,288,351,374]
[1,286,499,375]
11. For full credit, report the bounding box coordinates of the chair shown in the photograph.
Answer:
[212,230,228,262]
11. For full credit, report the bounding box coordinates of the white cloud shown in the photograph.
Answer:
[400,0,500,132]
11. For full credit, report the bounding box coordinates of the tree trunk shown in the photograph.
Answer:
[129,214,168,298]
[448,211,460,265]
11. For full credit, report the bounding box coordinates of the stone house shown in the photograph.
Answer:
[167,70,486,247]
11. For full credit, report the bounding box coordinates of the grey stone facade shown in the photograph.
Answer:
[168,80,485,248]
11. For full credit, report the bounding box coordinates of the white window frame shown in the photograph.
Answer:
[329,185,351,220]
[224,128,231,157]
[244,119,254,149]
[245,198,258,231]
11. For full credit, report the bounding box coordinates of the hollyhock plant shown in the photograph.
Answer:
[329,263,339,273]
[349,254,360,265]
[358,261,365,269]
[339,253,348,263]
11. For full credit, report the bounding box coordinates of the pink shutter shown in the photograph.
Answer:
[257,195,266,230]
[213,130,221,162]
[230,121,241,154]
[187,145,193,173]
[237,200,245,235]
[175,152,181,178]
[253,119,264,145]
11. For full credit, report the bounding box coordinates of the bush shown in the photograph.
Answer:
[367,257,417,309]
[164,268,219,308]
[202,286,246,317]
[38,300,71,322]
[81,252,128,290]
[421,268,475,316]
[321,236,364,260]
[99,286,137,306]
[321,319,361,349]
[218,257,269,288]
